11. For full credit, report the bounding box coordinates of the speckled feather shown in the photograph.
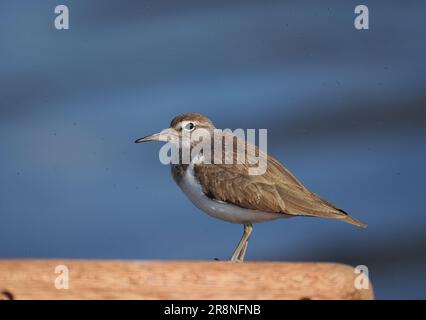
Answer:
[170,113,367,227]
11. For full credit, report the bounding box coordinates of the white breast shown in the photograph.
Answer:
[176,161,285,224]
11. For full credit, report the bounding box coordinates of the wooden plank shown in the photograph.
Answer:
[0,260,373,300]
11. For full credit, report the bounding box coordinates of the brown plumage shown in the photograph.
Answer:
[136,112,367,261]
[193,156,366,227]
[170,113,366,227]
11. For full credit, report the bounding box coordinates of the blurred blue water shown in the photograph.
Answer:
[1,0,425,299]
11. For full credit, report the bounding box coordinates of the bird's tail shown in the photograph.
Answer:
[318,199,368,228]
[340,214,368,228]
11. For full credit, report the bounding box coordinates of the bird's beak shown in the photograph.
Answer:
[134,133,162,143]
[134,128,177,144]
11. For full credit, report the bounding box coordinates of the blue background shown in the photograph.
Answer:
[1,0,425,299]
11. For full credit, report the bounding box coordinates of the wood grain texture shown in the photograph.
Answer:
[0,260,373,300]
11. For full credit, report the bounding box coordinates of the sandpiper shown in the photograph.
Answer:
[135,113,366,262]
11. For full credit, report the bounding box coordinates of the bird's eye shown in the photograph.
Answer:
[184,122,195,131]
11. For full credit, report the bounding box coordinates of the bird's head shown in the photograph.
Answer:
[134,113,215,149]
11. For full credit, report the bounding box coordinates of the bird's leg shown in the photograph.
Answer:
[237,224,253,261]
[237,240,249,261]
[230,224,253,262]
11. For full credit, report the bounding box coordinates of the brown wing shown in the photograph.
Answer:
[194,161,287,213]
[194,136,366,227]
